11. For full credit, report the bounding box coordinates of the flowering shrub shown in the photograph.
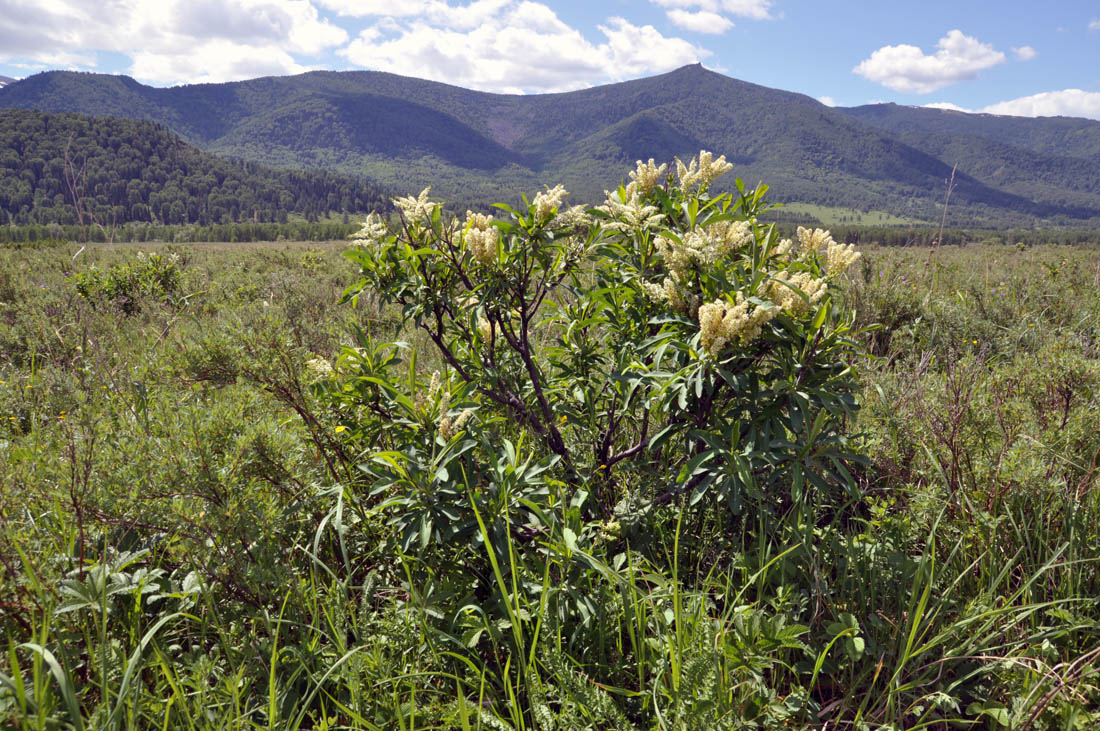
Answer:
[331,150,864,566]
[71,251,182,314]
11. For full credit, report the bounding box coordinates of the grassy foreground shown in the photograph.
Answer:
[1,240,1098,728]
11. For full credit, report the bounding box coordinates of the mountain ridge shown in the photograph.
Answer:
[3,65,1100,226]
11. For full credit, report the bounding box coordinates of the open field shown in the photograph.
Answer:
[2,237,1099,728]
[776,202,930,227]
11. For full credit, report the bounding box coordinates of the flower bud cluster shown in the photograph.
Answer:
[351,211,388,248]
[548,204,590,229]
[697,294,777,355]
[767,273,828,316]
[825,241,861,278]
[464,210,497,265]
[676,150,733,191]
[629,158,668,195]
[437,388,473,439]
[795,226,835,255]
[304,357,334,383]
[533,184,568,220]
[596,189,662,233]
[639,271,700,317]
[393,187,435,225]
[655,220,752,272]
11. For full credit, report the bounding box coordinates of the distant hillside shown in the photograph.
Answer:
[3,66,1100,226]
[0,109,388,226]
[0,76,13,88]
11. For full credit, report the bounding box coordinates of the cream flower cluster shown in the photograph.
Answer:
[304,357,334,383]
[825,241,861,278]
[533,184,568,220]
[595,189,663,232]
[639,271,700,317]
[795,226,835,255]
[436,389,473,440]
[464,210,497,265]
[350,211,388,248]
[629,158,668,195]
[393,187,435,225]
[655,220,752,271]
[548,204,590,229]
[697,294,777,355]
[676,150,734,191]
[767,273,828,316]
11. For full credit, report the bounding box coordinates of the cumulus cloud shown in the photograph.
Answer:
[647,0,770,36]
[982,89,1100,120]
[650,0,772,21]
[922,90,1100,121]
[340,2,708,93]
[1090,20,1100,31]
[666,9,734,34]
[854,30,1006,94]
[923,102,972,112]
[817,96,837,107]
[1012,45,1037,61]
[0,0,347,84]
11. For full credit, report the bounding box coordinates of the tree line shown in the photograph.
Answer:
[0,109,388,227]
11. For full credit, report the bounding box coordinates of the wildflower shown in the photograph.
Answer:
[350,211,388,248]
[773,238,794,260]
[654,222,751,273]
[638,272,699,317]
[438,398,473,439]
[825,241,861,278]
[628,158,668,195]
[533,184,568,220]
[548,204,590,229]
[697,294,776,355]
[795,226,835,255]
[304,357,334,383]
[595,189,662,233]
[676,150,733,191]
[393,187,435,225]
[767,273,828,316]
[464,210,497,265]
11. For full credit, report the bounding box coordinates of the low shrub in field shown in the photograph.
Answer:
[308,152,867,723]
[69,250,181,313]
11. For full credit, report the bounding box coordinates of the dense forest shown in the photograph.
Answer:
[0,109,388,226]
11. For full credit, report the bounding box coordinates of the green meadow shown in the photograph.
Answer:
[1,229,1098,728]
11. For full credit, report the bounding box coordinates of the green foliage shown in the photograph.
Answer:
[70,250,181,313]
[0,211,1098,727]
[0,108,388,227]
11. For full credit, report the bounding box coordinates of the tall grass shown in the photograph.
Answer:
[1,240,1098,728]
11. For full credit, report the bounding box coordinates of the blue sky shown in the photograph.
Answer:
[2,0,1099,119]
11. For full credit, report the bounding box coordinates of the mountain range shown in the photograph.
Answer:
[0,76,14,89]
[2,65,1100,227]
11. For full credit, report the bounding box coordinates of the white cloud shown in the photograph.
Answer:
[854,30,1006,94]
[924,102,971,112]
[1089,20,1100,31]
[340,3,708,93]
[982,89,1100,120]
[0,0,347,84]
[817,95,837,107]
[921,90,1100,121]
[1012,45,1037,61]
[649,0,772,21]
[666,9,734,34]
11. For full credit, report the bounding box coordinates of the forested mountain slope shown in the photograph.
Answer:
[0,109,388,225]
[3,65,1100,225]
